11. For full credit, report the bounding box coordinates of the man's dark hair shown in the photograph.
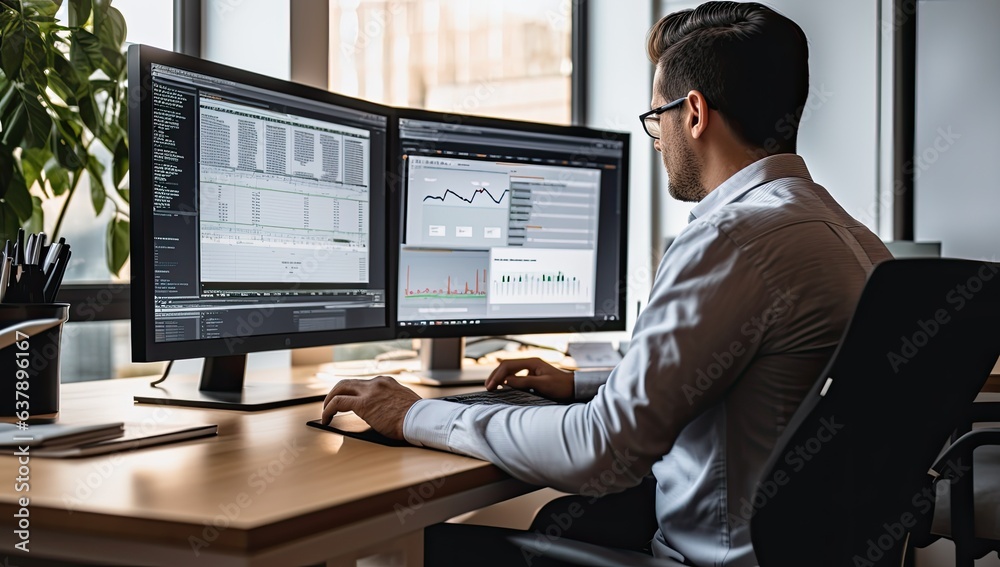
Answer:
[647,1,809,155]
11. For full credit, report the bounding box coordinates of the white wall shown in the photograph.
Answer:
[656,0,882,235]
[914,0,1000,261]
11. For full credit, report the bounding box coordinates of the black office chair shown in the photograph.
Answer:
[910,397,1000,566]
[509,259,1000,567]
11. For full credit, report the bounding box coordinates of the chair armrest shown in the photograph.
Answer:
[931,428,1000,479]
[505,534,684,567]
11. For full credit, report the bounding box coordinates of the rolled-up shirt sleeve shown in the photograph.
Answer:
[402,221,775,494]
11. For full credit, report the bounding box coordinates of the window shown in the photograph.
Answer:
[52,0,175,283]
[329,0,573,124]
[203,0,292,80]
[116,0,174,49]
[53,0,174,382]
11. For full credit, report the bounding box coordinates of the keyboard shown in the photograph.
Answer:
[439,388,559,407]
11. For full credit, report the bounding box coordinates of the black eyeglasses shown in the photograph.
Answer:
[639,97,687,140]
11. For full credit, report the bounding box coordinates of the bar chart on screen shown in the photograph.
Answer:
[488,247,595,305]
[397,248,491,321]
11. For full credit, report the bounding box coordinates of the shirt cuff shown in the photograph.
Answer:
[574,369,612,401]
[403,399,464,450]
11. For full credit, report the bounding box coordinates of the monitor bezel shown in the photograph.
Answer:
[128,44,396,362]
[389,108,630,340]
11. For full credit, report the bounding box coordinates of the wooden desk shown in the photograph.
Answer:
[0,370,536,566]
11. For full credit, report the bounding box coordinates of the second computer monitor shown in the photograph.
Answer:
[395,113,629,337]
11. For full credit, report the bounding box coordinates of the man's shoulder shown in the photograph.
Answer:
[700,179,861,248]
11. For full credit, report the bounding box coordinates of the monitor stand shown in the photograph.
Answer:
[410,338,492,386]
[134,355,328,411]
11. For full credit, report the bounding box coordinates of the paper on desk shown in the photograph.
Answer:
[567,342,622,369]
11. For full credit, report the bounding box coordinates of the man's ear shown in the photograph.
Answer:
[686,90,711,140]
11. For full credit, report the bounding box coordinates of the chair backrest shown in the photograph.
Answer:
[750,259,1000,567]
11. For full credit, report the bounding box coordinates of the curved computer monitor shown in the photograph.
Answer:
[392,110,630,371]
[128,45,392,409]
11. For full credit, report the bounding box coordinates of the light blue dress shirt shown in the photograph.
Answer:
[403,154,893,566]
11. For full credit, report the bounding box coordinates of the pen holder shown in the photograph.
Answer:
[0,304,70,419]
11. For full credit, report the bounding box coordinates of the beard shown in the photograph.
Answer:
[663,129,706,203]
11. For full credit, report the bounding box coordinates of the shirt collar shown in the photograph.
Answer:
[688,154,812,223]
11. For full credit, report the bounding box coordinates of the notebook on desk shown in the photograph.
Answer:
[0,422,124,449]
[32,423,218,458]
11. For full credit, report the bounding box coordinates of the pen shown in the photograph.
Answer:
[44,247,71,303]
[14,228,24,267]
[43,242,61,273]
[31,232,45,265]
[37,244,48,268]
[0,256,10,303]
[25,234,36,266]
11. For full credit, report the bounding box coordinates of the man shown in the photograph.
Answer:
[321,2,892,565]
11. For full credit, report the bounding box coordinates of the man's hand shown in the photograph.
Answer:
[321,376,422,440]
[485,357,576,401]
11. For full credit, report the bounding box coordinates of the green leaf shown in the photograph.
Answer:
[1,103,27,147]
[24,0,60,18]
[112,135,127,189]
[3,162,33,221]
[20,22,48,91]
[96,4,124,48]
[45,69,75,103]
[91,0,108,29]
[116,99,127,131]
[68,0,91,27]
[0,7,15,33]
[17,84,52,147]
[69,28,101,75]
[0,200,20,244]
[0,19,25,78]
[0,149,13,200]
[88,154,105,214]
[77,90,100,134]
[52,128,84,169]
[49,53,80,102]
[43,160,69,195]
[24,194,43,233]
[0,83,18,119]
[98,44,122,77]
[0,2,24,15]
[44,98,74,121]
[20,145,50,190]
[105,215,128,275]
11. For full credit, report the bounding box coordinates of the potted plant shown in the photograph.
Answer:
[0,0,129,275]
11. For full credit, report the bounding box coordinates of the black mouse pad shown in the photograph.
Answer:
[307,415,412,447]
